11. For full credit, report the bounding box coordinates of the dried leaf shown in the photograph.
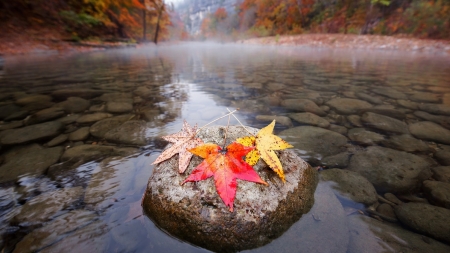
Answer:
[237,120,293,182]
[183,142,268,212]
[152,120,203,173]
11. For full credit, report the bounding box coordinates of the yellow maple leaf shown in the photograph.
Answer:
[237,120,293,182]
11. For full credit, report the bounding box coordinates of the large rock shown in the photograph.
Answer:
[347,214,450,253]
[423,180,450,209]
[320,169,377,207]
[279,126,348,163]
[246,182,349,253]
[381,134,430,153]
[348,146,432,193]
[0,144,63,183]
[361,112,409,134]
[103,120,151,145]
[326,98,372,115]
[12,187,84,226]
[281,99,326,116]
[432,166,450,182]
[142,126,318,252]
[409,121,450,145]
[0,121,63,145]
[395,203,450,244]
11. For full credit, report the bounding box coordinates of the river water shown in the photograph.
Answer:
[1,43,450,252]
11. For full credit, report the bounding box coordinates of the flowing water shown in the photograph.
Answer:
[1,43,450,252]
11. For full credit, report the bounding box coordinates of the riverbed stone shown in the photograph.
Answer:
[435,150,450,165]
[409,121,450,145]
[361,112,409,134]
[0,104,22,120]
[105,101,133,113]
[89,115,134,138]
[320,152,350,168]
[359,108,406,120]
[328,124,348,135]
[103,120,150,145]
[97,93,133,103]
[0,121,63,145]
[395,202,450,244]
[432,166,450,182]
[348,128,384,146]
[46,134,68,147]
[372,88,407,99]
[397,99,419,110]
[56,114,81,125]
[381,134,430,152]
[288,112,330,128]
[51,89,103,100]
[376,203,397,221]
[0,121,23,131]
[414,111,450,129]
[255,115,293,127]
[54,97,90,113]
[346,115,362,127]
[143,126,318,252]
[348,146,432,193]
[422,180,450,209]
[409,92,441,103]
[68,127,90,141]
[419,103,450,116]
[12,186,84,226]
[24,107,65,125]
[5,110,29,121]
[76,113,113,124]
[320,169,377,207]
[13,210,98,253]
[355,92,383,105]
[279,126,348,162]
[347,214,450,253]
[326,98,372,115]
[15,94,52,106]
[60,144,138,164]
[0,144,63,183]
[280,99,326,116]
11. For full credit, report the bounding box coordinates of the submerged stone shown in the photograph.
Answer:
[142,126,318,252]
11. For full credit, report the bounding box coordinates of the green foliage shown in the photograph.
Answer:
[60,11,101,27]
[371,0,391,6]
[402,0,450,38]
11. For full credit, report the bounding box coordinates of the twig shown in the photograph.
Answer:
[196,109,238,134]
[226,108,255,136]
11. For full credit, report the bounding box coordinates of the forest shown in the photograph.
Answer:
[0,0,449,46]
[200,0,450,40]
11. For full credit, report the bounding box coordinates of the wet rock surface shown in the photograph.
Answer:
[142,126,318,252]
[409,121,450,145]
[348,146,433,193]
[1,121,63,145]
[395,202,450,244]
[422,180,450,209]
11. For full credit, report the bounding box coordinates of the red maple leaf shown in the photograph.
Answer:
[183,142,268,212]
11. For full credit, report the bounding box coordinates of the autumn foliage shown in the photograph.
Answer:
[198,0,450,40]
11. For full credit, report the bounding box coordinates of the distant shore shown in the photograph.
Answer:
[1,33,450,56]
[238,34,450,55]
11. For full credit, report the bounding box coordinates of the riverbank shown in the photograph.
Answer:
[238,34,450,55]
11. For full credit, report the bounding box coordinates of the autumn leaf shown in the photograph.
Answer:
[183,142,268,212]
[237,120,293,182]
[152,120,203,173]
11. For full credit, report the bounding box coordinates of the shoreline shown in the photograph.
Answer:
[1,33,450,56]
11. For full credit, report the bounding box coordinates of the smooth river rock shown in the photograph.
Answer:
[281,99,326,116]
[348,128,384,146]
[347,214,450,253]
[0,121,63,145]
[422,180,450,209]
[435,150,450,166]
[432,166,450,182]
[395,202,450,244]
[142,126,318,252]
[288,112,330,128]
[409,121,450,145]
[361,112,409,134]
[103,120,150,145]
[326,98,372,115]
[381,134,430,153]
[418,103,450,116]
[279,126,348,163]
[320,169,378,207]
[348,146,432,193]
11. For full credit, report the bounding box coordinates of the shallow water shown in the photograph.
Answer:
[1,43,450,252]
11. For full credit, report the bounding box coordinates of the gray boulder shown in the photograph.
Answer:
[143,126,318,252]
[348,146,432,193]
[395,202,450,244]
[409,121,450,145]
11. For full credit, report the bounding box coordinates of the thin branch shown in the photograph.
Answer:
[226,108,255,136]
[196,109,238,134]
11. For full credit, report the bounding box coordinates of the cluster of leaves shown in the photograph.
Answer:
[197,0,450,40]
[152,119,292,212]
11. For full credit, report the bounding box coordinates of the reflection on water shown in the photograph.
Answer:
[1,43,450,252]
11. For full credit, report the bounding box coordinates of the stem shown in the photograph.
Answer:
[226,108,255,136]
[196,109,238,134]
[222,112,231,149]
